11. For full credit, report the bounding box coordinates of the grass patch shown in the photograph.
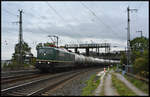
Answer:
[124,74,149,94]
[99,75,105,96]
[82,74,100,96]
[99,82,105,96]
[112,66,116,71]
[111,74,136,96]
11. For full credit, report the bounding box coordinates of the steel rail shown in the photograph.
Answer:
[1,70,79,96]
[28,71,82,96]
[2,69,39,74]
[1,73,43,84]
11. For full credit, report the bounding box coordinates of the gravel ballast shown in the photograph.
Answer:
[45,67,103,96]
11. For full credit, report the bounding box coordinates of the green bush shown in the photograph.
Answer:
[133,57,148,78]
[120,52,127,65]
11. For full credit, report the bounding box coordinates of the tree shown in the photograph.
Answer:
[133,56,148,77]
[130,37,149,78]
[12,41,33,67]
[120,52,127,65]
[130,37,149,51]
[130,37,149,62]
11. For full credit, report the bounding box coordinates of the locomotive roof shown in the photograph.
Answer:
[39,46,71,53]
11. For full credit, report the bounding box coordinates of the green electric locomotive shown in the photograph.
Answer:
[35,46,76,72]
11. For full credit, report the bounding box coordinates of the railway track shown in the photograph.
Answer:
[1,73,44,84]
[1,69,40,77]
[1,68,96,96]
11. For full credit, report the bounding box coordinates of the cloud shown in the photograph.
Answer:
[2,1,149,60]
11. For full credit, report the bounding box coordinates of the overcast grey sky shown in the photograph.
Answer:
[2,1,149,60]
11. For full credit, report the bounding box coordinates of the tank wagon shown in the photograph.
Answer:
[35,46,120,72]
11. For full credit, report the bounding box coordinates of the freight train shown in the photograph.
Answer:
[35,46,120,72]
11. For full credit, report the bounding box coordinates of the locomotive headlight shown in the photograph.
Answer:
[39,61,41,64]
[48,62,50,64]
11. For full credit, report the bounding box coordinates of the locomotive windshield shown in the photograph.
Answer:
[37,48,54,60]
[38,48,53,54]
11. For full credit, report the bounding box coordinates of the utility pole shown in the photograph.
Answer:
[18,9,23,67]
[126,6,138,72]
[136,30,143,38]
